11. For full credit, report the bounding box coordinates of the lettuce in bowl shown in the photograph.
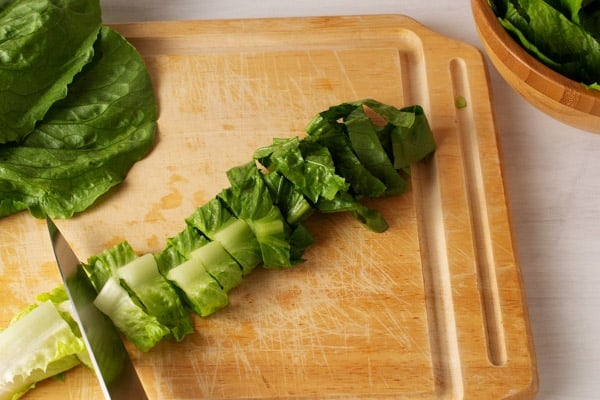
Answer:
[490,0,600,89]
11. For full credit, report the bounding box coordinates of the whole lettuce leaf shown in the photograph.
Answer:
[0,0,102,143]
[0,26,157,219]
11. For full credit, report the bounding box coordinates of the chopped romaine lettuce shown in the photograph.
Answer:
[167,225,211,259]
[167,224,244,292]
[189,241,244,292]
[186,197,262,275]
[85,241,138,292]
[254,137,349,204]
[261,170,315,226]
[93,277,170,352]
[117,254,194,341]
[166,257,229,317]
[0,97,437,399]
[344,106,408,195]
[306,113,388,198]
[86,242,193,342]
[316,191,389,233]
[220,164,294,268]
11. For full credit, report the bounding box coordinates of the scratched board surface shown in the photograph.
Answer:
[0,15,537,399]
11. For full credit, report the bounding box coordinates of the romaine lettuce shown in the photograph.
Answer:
[0,26,157,218]
[168,224,244,292]
[156,243,229,317]
[305,113,388,198]
[254,137,349,204]
[0,0,102,143]
[93,277,170,352]
[84,242,175,350]
[116,254,194,341]
[186,197,262,275]
[85,241,138,292]
[0,300,86,400]
[304,99,435,232]
[261,170,315,226]
[165,256,229,317]
[189,241,244,292]
[490,0,600,87]
[161,229,233,316]
[0,97,437,398]
[220,163,294,268]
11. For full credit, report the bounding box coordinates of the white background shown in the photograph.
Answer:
[100,2,600,399]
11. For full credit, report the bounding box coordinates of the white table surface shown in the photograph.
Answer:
[100,2,600,399]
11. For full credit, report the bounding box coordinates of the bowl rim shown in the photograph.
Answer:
[471,0,600,112]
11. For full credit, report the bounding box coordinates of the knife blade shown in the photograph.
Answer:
[46,217,148,400]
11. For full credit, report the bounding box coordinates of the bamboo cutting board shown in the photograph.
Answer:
[0,15,537,399]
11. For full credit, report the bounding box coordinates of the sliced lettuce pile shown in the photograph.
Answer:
[0,99,436,399]
[489,0,600,89]
[83,99,435,348]
[0,0,157,218]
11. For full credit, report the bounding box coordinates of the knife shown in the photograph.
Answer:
[46,217,149,400]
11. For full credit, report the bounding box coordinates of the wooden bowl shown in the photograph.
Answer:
[471,0,600,133]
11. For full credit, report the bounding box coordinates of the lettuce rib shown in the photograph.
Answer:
[0,301,86,400]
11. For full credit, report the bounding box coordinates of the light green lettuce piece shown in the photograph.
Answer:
[93,277,170,352]
[167,224,243,291]
[166,257,229,317]
[186,197,262,276]
[220,163,297,268]
[0,300,86,400]
[85,242,189,347]
[188,241,244,291]
[117,254,194,341]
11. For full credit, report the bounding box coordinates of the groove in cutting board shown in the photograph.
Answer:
[412,159,464,400]
[399,45,464,398]
[449,58,507,367]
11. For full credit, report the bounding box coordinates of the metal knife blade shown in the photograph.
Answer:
[46,217,148,400]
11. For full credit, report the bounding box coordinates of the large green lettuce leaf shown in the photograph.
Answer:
[0,26,157,219]
[0,0,102,143]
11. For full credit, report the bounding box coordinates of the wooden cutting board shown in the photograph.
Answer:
[0,15,537,399]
